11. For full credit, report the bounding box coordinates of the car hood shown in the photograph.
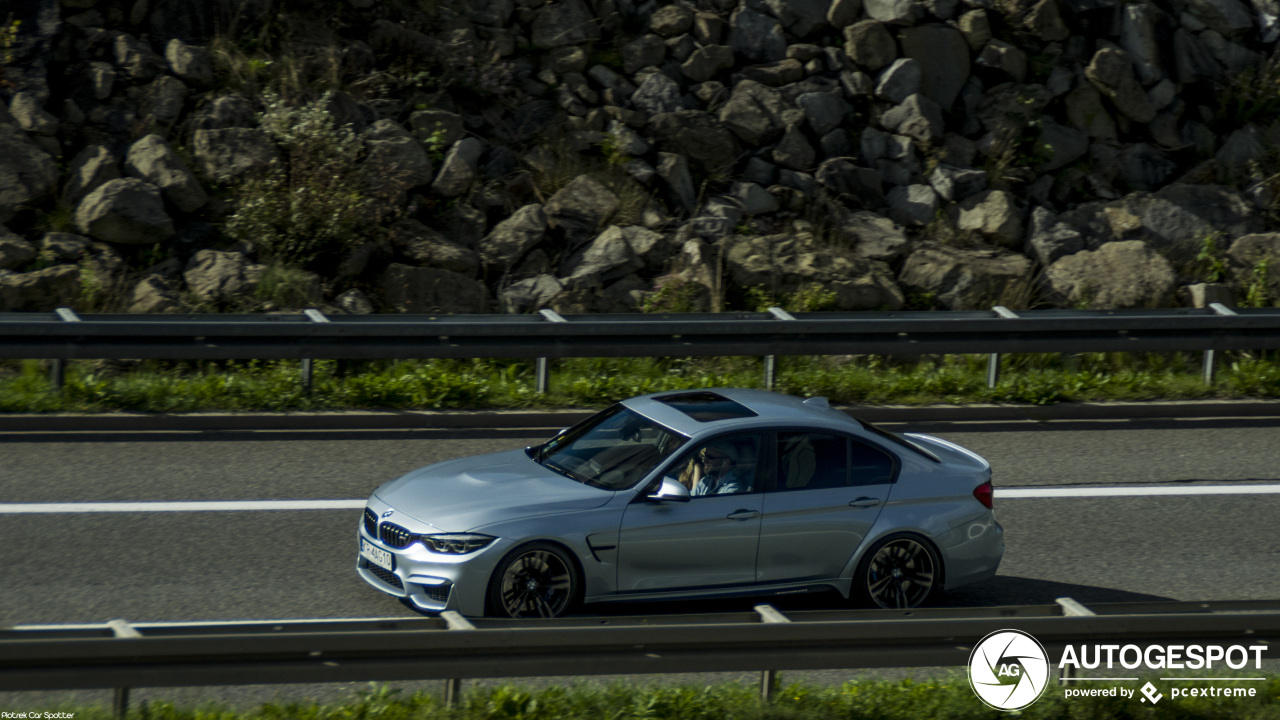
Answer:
[371,448,615,532]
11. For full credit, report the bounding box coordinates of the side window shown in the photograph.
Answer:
[850,439,896,485]
[777,433,848,490]
[670,434,761,497]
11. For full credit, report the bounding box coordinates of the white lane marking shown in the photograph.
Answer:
[998,484,1280,499]
[2,484,1280,513]
[0,500,366,514]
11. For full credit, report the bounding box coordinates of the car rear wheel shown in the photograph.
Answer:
[854,533,939,609]
[486,542,579,618]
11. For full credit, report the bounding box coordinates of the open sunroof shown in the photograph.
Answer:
[654,391,758,422]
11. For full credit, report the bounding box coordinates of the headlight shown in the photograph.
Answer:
[419,533,495,554]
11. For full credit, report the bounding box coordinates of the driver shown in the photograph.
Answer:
[689,440,750,496]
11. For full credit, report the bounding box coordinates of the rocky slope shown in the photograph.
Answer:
[2,0,1280,315]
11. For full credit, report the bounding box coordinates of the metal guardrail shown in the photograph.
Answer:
[2,599,1277,715]
[3,305,1280,391]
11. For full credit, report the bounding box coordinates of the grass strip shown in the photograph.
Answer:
[1,352,1278,413]
[25,676,1280,720]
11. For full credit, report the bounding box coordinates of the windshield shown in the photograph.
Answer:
[533,405,689,490]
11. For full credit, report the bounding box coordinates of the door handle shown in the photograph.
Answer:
[849,497,881,508]
[726,509,760,520]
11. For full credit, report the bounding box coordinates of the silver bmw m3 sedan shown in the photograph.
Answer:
[357,389,1003,618]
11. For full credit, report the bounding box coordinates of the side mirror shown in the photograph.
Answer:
[647,476,691,503]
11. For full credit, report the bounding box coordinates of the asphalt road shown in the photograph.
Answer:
[2,418,1278,708]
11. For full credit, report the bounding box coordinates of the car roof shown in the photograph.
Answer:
[621,388,860,436]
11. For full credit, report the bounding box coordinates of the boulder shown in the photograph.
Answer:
[837,210,909,261]
[1085,47,1155,123]
[796,91,852,135]
[142,76,190,131]
[955,190,1024,247]
[1186,0,1254,36]
[9,93,57,136]
[1226,233,1280,303]
[184,249,259,303]
[381,264,490,313]
[128,275,182,313]
[500,275,564,313]
[875,58,923,104]
[563,225,645,286]
[718,80,798,145]
[0,123,58,223]
[545,175,619,243]
[61,145,120,209]
[1064,84,1118,140]
[880,94,944,143]
[531,0,599,48]
[730,7,789,63]
[898,243,1035,310]
[649,111,741,175]
[864,0,926,24]
[1035,120,1090,172]
[729,181,781,216]
[0,226,37,270]
[631,72,684,116]
[740,59,805,86]
[681,45,735,82]
[480,204,548,272]
[886,184,939,226]
[898,25,971,109]
[1024,206,1085,266]
[656,152,698,214]
[844,20,898,71]
[976,40,1027,82]
[829,0,864,27]
[0,265,81,312]
[816,159,886,210]
[1118,144,1177,192]
[624,35,667,74]
[772,124,817,171]
[75,178,175,244]
[165,38,214,86]
[766,0,831,37]
[389,218,480,277]
[430,137,484,197]
[124,135,208,213]
[40,232,91,263]
[724,234,904,310]
[363,119,434,192]
[1042,240,1177,308]
[929,164,988,201]
[191,128,280,183]
[650,5,695,36]
[1120,4,1163,86]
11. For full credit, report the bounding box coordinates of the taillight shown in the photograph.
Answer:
[973,481,993,509]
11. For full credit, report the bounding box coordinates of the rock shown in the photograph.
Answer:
[1227,233,1280,301]
[545,175,619,243]
[607,120,650,157]
[977,83,1053,139]
[191,128,280,183]
[1020,0,1070,41]
[796,92,852,135]
[837,210,909,261]
[1181,282,1236,308]
[694,11,727,44]
[363,119,434,192]
[1216,127,1267,178]
[898,243,1034,310]
[587,65,638,104]
[657,152,698,214]
[389,218,480,277]
[718,80,797,145]
[62,145,120,209]
[958,10,992,50]
[681,44,736,82]
[875,58,923,104]
[898,26,971,110]
[114,33,164,81]
[430,138,484,197]
[9,93,57,136]
[844,21,898,72]
[128,275,182,313]
[124,135,207,213]
[623,35,666,75]
[956,190,1024,247]
[880,94,944,143]
[563,225,645,286]
[730,7,789,63]
[381,264,490,313]
[500,275,564,313]
[1035,120,1090,172]
[0,123,58,223]
[887,183,939,225]
[1024,206,1085,265]
[141,76,190,132]
[1043,240,1177,308]
[772,124,817,170]
[335,288,374,314]
[480,204,548,272]
[829,0,864,27]
[75,178,175,245]
[165,38,214,86]
[1173,29,1223,84]
[821,128,855,156]
[864,0,926,24]
[1120,4,1163,86]
[631,72,684,116]
[188,94,255,131]
[648,111,741,174]
[1064,84,1118,140]
[1201,29,1258,73]
[740,59,805,86]
[1085,46,1156,123]
[976,40,1027,82]
[1118,144,1177,191]
[1186,0,1254,36]
[650,4,695,36]
[729,181,781,216]
[725,233,904,310]
[930,164,989,201]
[817,158,886,209]
[87,62,116,101]
[408,109,465,148]
[184,249,259,303]
[39,233,91,263]
[767,0,831,37]
[0,227,36,270]
[0,265,81,312]
[531,0,599,48]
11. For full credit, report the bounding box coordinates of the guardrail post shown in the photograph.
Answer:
[1204,303,1238,385]
[764,308,796,391]
[108,619,141,718]
[440,611,475,707]
[754,604,791,701]
[1054,597,1095,684]
[302,310,330,393]
[536,310,567,394]
[987,307,1019,388]
[50,308,81,390]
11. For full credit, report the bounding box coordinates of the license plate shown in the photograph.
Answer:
[360,538,394,571]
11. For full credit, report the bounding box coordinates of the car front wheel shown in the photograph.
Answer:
[854,533,940,609]
[486,542,579,618]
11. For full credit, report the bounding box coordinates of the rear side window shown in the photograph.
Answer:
[850,439,896,485]
[777,432,848,490]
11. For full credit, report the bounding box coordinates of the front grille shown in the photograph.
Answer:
[423,584,450,603]
[363,508,377,536]
[366,564,403,590]
[380,522,413,548]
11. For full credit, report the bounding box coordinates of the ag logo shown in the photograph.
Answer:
[968,629,1051,711]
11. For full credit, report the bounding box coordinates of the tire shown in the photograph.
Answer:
[852,533,941,609]
[485,542,580,618]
